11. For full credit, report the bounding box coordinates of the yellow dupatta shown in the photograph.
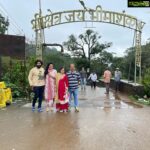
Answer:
[55,73,61,103]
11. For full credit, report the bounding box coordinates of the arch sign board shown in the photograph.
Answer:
[31,5,145,82]
[31,6,144,32]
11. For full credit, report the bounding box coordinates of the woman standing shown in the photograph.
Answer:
[56,67,69,113]
[44,63,57,112]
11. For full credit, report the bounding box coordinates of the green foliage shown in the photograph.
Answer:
[0,14,9,34]
[63,29,112,61]
[120,42,150,81]
[25,43,36,57]
[1,56,36,99]
[43,50,72,71]
[143,68,150,97]
[90,51,113,75]
[129,95,150,106]
[1,61,26,98]
[74,58,90,71]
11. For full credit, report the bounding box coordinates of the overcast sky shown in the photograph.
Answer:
[0,0,150,56]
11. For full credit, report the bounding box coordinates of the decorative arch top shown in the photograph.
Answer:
[31,5,145,32]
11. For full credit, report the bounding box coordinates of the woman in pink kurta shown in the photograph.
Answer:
[44,63,57,111]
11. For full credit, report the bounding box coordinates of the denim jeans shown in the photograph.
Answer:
[115,81,120,92]
[32,86,44,109]
[69,88,79,107]
[105,83,110,94]
[81,78,86,89]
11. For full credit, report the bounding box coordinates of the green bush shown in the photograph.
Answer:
[1,56,36,99]
[74,58,90,71]
[143,68,150,97]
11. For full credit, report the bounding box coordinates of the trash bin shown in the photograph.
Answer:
[0,82,12,108]
[0,89,7,108]
[0,82,6,89]
[5,88,12,104]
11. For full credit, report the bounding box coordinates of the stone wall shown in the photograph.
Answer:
[98,79,144,97]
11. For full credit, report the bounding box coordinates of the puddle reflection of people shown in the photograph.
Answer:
[105,93,110,100]
[103,67,112,95]
[103,94,111,112]
[113,93,121,109]
[114,93,121,101]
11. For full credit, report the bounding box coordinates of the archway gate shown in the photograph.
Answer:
[31,5,145,83]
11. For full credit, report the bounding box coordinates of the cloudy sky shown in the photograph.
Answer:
[0,0,150,56]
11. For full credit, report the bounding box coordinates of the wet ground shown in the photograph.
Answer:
[0,87,150,150]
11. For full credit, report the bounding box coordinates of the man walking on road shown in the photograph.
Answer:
[114,68,122,92]
[103,68,112,94]
[80,67,87,90]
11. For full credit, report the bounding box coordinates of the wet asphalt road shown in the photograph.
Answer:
[0,87,150,150]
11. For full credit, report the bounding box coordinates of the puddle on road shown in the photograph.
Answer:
[122,101,143,108]
[78,89,143,109]
[19,87,143,110]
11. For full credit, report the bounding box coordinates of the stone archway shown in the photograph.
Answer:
[31,5,145,83]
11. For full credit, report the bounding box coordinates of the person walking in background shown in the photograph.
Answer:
[103,68,112,94]
[67,64,80,112]
[28,60,45,112]
[44,63,57,112]
[114,68,122,92]
[55,67,69,113]
[88,72,97,89]
[80,67,87,90]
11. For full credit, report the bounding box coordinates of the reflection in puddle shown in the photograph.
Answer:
[78,87,143,109]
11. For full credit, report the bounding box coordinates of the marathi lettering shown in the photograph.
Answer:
[103,11,112,22]
[31,5,144,32]
[65,12,75,22]
[125,16,136,28]
[52,13,61,25]
[75,11,85,21]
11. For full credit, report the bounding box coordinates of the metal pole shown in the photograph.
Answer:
[139,61,142,83]
[139,34,142,84]
[129,31,136,83]
[135,30,142,84]
[134,31,137,85]
[39,0,42,15]
[134,54,137,85]
[35,0,44,60]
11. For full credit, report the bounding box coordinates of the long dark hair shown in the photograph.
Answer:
[44,63,53,77]
[59,67,65,73]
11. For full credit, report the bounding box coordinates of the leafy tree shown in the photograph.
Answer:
[143,68,150,97]
[120,42,150,81]
[43,50,73,71]
[90,51,113,76]
[0,14,9,34]
[63,29,112,62]
[74,58,90,71]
